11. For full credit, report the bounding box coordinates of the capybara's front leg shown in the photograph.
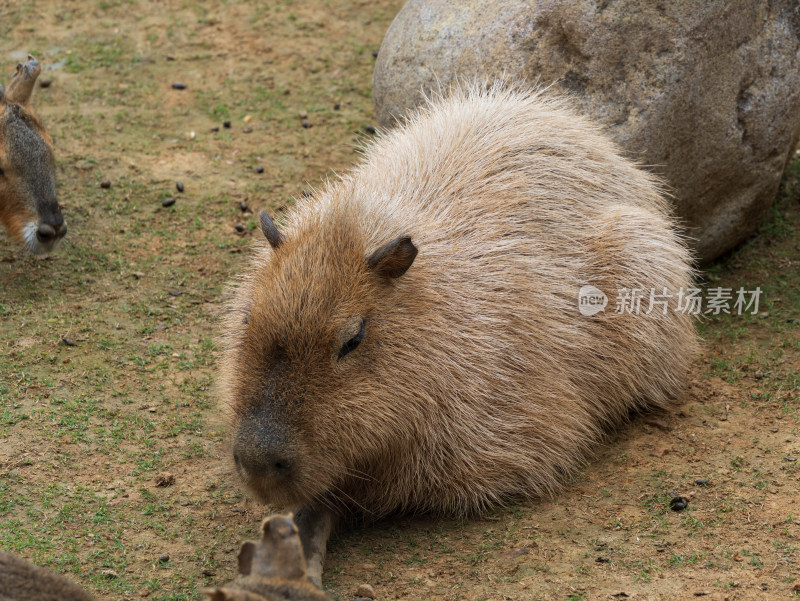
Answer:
[292,505,335,588]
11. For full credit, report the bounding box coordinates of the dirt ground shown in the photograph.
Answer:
[1,1,799,600]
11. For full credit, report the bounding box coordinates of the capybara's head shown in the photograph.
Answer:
[223,207,418,510]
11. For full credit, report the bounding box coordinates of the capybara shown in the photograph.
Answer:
[204,514,330,601]
[0,56,66,255]
[0,549,96,601]
[220,84,698,582]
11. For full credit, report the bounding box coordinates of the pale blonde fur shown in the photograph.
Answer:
[220,84,698,519]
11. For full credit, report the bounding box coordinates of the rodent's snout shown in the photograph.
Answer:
[232,414,296,483]
[36,212,67,244]
[233,447,294,479]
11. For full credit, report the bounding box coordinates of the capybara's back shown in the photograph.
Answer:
[0,550,95,601]
[222,84,698,518]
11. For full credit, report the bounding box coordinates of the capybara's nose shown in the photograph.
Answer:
[233,421,295,479]
[234,447,294,478]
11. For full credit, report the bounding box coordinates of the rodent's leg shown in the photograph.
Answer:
[293,505,335,588]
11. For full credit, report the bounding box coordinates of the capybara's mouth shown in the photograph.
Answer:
[237,467,326,511]
[242,475,302,507]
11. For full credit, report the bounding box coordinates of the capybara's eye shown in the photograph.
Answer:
[338,318,365,360]
[0,166,5,177]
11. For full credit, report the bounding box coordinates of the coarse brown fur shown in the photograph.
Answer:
[0,55,65,255]
[220,84,699,522]
[0,550,96,601]
[204,515,330,601]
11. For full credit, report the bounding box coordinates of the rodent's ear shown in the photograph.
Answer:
[368,236,417,279]
[259,210,285,250]
[259,515,272,539]
[237,541,256,575]
[260,514,298,540]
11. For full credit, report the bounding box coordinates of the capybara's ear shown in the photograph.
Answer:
[368,236,418,279]
[237,541,256,575]
[5,56,41,106]
[259,210,285,250]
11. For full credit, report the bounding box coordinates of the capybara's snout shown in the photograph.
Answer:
[233,410,297,484]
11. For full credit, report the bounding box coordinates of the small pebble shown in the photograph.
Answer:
[355,584,376,599]
[176,181,184,193]
[234,223,245,233]
[100,180,111,189]
[239,201,248,212]
[62,336,76,347]
[201,568,215,577]
[371,51,378,58]
[364,125,377,135]
[256,165,264,173]
[695,479,710,486]
[333,103,340,110]
[669,496,689,511]
[162,197,176,208]
[223,120,232,128]
[243,115,253,123]
[39,79,52,88]
[171,82,187,90]
[158,553,170,563]
[754,370,764,379]
[301,119,312,128]
[210,126,220,132]
[242,126,253,133]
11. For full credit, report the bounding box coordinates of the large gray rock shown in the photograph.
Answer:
[373,0,800,263]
